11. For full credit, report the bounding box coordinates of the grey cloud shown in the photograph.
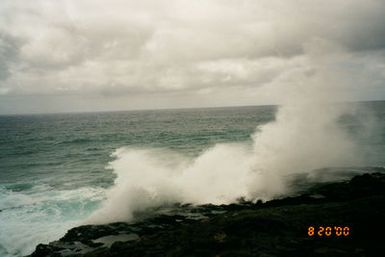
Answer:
[0,33,22,80]
[0,0,385,113]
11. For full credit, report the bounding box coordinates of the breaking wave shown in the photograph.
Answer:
[88,102,361,224]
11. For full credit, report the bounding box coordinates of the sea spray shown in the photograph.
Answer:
[87,101,360,224]
[87,41,363,224]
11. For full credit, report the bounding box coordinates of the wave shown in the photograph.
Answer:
[87,102,362,224]
[56,138,93,145]
[0,185,105,257]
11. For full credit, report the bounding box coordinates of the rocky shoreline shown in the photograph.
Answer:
[28,171,385,257]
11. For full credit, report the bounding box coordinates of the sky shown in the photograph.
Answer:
[0,0,385,114]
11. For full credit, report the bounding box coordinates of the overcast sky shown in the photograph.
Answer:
[0,0,385,114]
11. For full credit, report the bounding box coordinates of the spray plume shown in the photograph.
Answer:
[87,40,361,224]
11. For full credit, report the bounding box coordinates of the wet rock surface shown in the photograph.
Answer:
[28,172,385,257]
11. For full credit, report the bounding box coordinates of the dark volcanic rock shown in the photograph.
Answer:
[28,172,385,257]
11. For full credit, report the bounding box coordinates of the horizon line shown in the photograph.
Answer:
[1,99,384,117]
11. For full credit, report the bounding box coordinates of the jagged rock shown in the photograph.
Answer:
[28,172,385,257]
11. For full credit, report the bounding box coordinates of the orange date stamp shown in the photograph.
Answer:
[307,226,351,237]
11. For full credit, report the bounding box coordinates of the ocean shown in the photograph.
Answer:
[1,102,385,257]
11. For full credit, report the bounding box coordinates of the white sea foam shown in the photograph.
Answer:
[0,185,105,257]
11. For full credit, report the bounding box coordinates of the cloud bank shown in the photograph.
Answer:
[0,0,385,113]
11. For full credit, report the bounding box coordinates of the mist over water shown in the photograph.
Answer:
[87,100,361,223]
[88,43,368,224]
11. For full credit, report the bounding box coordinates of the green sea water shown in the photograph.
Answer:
[0,102,384,257]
